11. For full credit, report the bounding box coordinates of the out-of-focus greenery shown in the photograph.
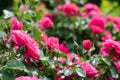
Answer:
[100,0,120,16]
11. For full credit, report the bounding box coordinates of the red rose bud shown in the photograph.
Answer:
[82,39,92,50]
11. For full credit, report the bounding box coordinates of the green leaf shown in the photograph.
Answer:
[4,60,25,70]
[33,29,41,42]
[40,50,49,61]
[64,68,74,76]
[59,52,67,57]
[0,71,14,80]
[100,58,111,67]
[75,68,86,77]
[110,66,119,79]
[48,61,55,69]
[24,65,38,76]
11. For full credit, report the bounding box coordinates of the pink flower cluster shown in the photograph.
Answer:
[41,33,70,54]
[57,59,99,80]
[57,56,98,79]
[106,15,120,30]
[41,31,99,78]
[12,30,40,62]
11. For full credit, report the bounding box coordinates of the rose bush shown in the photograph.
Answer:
[0,0,120,80]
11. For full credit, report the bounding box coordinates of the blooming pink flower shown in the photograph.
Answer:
[10,17,22,30]
[101,30,112,42]
[81,62,99,78]
[44,13,54,20]
[12,30,27,47]
[101,39,120,57]
[12,30,40,61]
[59,43,70,54]
[62,3,79,16]
[82,39,92,50]
[38,17,54,29]
[67,54,80,65]
[15,76,40,80]
[113,17,120,30]
[56,4,63,13]
[46,36,59,51]
[88,16,106,34]
[81,3,101,17]
[114,60,120,71]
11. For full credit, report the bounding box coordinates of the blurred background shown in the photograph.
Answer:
[0,0,120,16]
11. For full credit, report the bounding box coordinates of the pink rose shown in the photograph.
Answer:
[59,43,70,54]
[82,39,92,50]
[46,36,59,51]
[88,16,106,34]
[114,60,120,72]
[10,17,23,31]
[12,30,27,47]
[15,76,40,80]
[39,17,54,29]
[101,39,120,57]
[26,42,40,60]
[113,17,120,30]
[62,3,79,16]
[101,30,112,42]
[12,30,40,61]
[56,4,63,13]
[44,13,54,20]
[81,62,99,78]
[81,3,101,17]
